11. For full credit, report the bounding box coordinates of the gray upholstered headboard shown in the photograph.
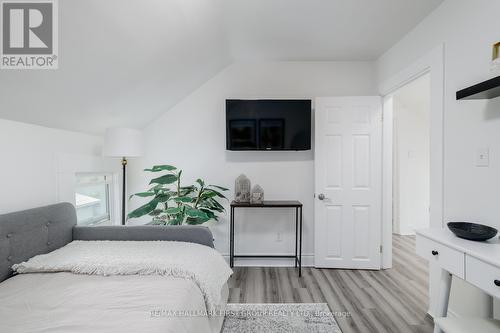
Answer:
[73,225,215,246]
[0,203,215,283]
[0,203,76,282]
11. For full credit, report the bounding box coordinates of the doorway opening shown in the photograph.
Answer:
[379,44,444,316]
[392,73,431,236]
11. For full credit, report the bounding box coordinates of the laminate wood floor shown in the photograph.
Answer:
[228,234,433,333]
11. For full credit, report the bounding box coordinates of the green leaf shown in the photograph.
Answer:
[148,185,175,195]
[144,165,177,172]
[127,200,159,219]
[149,209,163,216]
[173,196,193,203]
[155,193,171,202]
[200,204,224,213]
[209,185,229,191]
[200,209,216,220]
[185,207,209,220]
[129,191,155,200]
[196,178,205,187]
[201,191,217,199]
[165,207,182,215]
[208,198,225,210]
[204,189,226,199]
[149,174,178,185]
[179,186,196,196]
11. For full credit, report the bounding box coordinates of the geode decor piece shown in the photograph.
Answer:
[234,174,251,203]
[250,184,264,204]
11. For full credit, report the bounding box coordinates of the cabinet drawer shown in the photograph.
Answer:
[416,235,465,278]
[466,255,500,299]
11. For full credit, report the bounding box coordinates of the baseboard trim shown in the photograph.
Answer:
[426,307,459,320]
[222,254,315,267]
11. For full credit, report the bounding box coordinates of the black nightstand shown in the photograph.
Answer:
[229,200,303,276]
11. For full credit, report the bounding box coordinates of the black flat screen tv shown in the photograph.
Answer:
[226,99,312,151]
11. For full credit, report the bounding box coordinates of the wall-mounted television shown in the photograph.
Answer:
[226,99,312,151]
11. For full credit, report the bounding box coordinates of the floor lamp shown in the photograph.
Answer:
[103,128,143,225]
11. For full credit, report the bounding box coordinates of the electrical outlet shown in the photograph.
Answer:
[276,232,283,242]
[476,148,490,167]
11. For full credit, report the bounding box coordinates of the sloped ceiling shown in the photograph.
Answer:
[0,0,230,134]
[223,0,443,61]
[0,0,443,134]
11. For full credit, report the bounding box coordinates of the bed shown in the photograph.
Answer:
[0,203,231,333]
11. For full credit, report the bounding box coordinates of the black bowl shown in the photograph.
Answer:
[447,222,498,241]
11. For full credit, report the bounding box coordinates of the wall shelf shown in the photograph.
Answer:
[456,75,500,100]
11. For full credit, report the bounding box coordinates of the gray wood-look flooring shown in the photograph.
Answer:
[228,235,433,333]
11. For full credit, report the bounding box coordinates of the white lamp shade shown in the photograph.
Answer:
[103,127,143,157]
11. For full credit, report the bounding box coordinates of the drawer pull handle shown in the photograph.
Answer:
[494,280,500,287]
[431,250,439,256]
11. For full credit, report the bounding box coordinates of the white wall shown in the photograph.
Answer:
[129,61,377,264]
[376,0,500,318]
[393,76,430,235]
[0,119,103,214]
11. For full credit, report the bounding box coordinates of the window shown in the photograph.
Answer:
[75,173,113,226]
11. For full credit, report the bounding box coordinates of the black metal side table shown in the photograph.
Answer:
[229,200,303,277]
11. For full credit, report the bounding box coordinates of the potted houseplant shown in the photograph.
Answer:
[128,165,228,225]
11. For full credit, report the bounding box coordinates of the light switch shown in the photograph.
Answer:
[475,148,489,167]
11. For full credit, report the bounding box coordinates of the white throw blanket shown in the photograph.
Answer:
[13,240,233,314]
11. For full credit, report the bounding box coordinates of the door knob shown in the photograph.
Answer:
[318,193,327,201]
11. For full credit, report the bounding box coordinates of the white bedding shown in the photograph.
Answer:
[2,241,232,333]
[0,272,228,333]
[13,241,233,314]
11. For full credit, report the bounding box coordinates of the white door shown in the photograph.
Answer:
[314,96,382,269]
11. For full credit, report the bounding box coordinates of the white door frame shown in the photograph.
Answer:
[378,43,445,270]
